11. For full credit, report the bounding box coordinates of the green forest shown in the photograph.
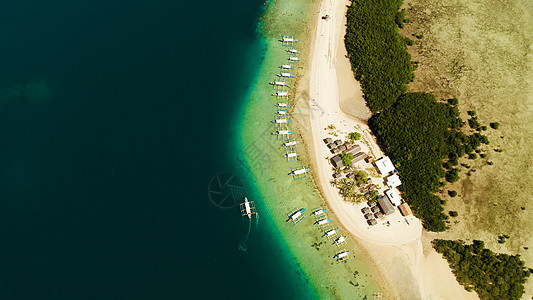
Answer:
[345,0,489,231]
[433,240,530,299]
[345,0,414,112]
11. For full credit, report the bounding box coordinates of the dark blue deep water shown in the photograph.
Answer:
[0,1,315,299]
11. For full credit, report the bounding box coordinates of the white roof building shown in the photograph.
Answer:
[386,174,402,188]
[375,156,395,174]
[385,189,402,206]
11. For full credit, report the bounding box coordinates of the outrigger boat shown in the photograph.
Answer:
[272,91,292,97]
[334,236,347,247]
[276,102,291,107]
[240,197,258,219]
[280,64,294,69]
[269,81,290,87]
[334,251,351,262]
[286,207,306,225]
[277,72,295,78]
[272,130,293,135]
[277,110,288,115]
[289,167,309,176]
[313,208,327,216]
[287,49,299,54]
[288,57,300,62]
[284,151,299,159]
[323,229,339,237]
[280,35,298,45]
[282,140,299,147]
[314,218,332,226]
[272,118,290,124]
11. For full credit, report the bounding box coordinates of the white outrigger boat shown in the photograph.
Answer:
[269,81,290,87]
[287,49,299,54]
[276,102,291,107]
[323,228,339,238]
[272,91,292,97]
[280,64,293,70]
[280,35,298,46]
[277,110,288,115]
[289,167,309,180]
[288,57,300,62]
[272,130,293,135]
[312,208,327,216]
[333,236,347,247]
[240,197,258,219]
[282,140,299,147]
[334,251,351,262]
[314,218,332,226]
[286,207,306,225]
[272,118,290,124]
[277,72,295,78]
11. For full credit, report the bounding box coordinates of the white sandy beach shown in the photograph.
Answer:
[305,0,478,298]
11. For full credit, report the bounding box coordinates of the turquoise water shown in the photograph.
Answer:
[0,0,316,298]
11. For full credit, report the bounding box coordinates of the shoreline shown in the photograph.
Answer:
[240,0,390,297]
[300,0,478,298]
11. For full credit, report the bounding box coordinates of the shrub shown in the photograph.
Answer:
[448,190,457,197]
[349,132,361,141]
[490,122,500,129]
[449,211,458,217]
[468,153,478,159]
[447,98,459,105]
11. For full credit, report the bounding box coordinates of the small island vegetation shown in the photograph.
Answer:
[433,239,530,299]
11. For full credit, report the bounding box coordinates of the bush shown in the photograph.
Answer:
[467,110,476,116]
[449,211,458,217]
[448,190,457,197]
[490,122,500,129]
[468,153,478,159]
[349,132,361,141]
[447,98,459,105]
[341,153,354,167]
[446,168,460,183]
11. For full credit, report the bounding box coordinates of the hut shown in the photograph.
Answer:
[374,211,384,219]
[370,206,380,213]
[385,189,402,206]
[334,139,343,146]
[351,152,366,164]
[330,155,344,168]
[377,196,395,216]
[332,173,342,179]
[327,143,335,149]
[346,172,355,179]
[398,203,412,216]
[361,207,370,214]
[367,219,378,226]
[385,174,402,188]
[345,144,362,155]
[364,213,374,220]
[323,137,333,144]
[375,156,395,175]
[337,144,348,152]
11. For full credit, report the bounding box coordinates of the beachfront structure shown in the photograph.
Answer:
[374,211,384,219]
[385,189,402,206]
[377,196,395,216]
[350,152,367,165]
[334,139,343,146]
[330,155,344,168]
[364,213,373,220]
[385,174,402,188]
[367,219,378,226]
[361,207,370,214]
[375,156,395,175]
[337,144,347,152]
[323,137,333,144]
[398,203,412,216]
[370,206,380,213]
[344,144,362,155]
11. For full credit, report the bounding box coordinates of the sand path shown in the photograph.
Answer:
[306,0,478,298]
